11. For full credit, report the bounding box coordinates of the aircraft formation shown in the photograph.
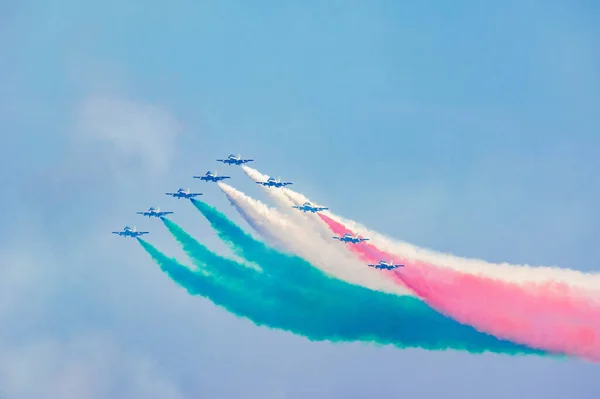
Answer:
[113,153,403,271]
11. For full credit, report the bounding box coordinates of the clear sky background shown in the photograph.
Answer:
[1,1,599,398]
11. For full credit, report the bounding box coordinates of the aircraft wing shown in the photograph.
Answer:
[189,193,203,196]
[111,232,121,235]
[256,181,266,185]
[282,182,293,186]
[165,193,176,196]
[157,211,173,216]
[241,159,254,163]
[138,231,149,235]
[136,211,145,215]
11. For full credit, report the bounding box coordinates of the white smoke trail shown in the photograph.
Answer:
[241,166,299,211]
[242,167,600,291]
[241,166,334,235]
[326,211,600,291]
[241,166,369,277]
[217,182,412,296]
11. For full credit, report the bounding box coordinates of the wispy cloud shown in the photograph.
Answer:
[16,94,183,232]
[0,93,191,397]
[74,96,181,178]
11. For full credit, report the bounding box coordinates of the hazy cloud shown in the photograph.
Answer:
[74,96,181,178]
[0,334,185,399]
[0,93,190,398]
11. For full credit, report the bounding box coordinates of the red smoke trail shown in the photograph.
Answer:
[322,215,386,263]
[318,213,600,361]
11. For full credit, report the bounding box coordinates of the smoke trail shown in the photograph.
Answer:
[240,165,346,255]
[138,237,420,345]
[241,166,412,291]
[320,213,600,324]
[330,211,600,290]
[241,167,600,344]
[246,166,600,291]
[242,165,297,209]
[272,173,600,360]
[319,216,600,361]
[189,197,330,291]
[136,238,315,332]
[181,202,544,355]
[161,217,261,281]
[336,213,600,289]
[208,184,409,295]
[160,217,322,307]
[249,167,599,360]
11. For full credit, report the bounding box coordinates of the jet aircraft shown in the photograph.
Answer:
[256,176,293,188]
[136,206,174,218]
[367,260,404,270]
[292,201,329,213]
[194,170,231,182]
[216,154,254,166]
[112,226,149,238]
[165,188,203,199]
[332,233,370,244]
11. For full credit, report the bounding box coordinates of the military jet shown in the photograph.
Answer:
[165,188,203,199]
[112,226,149,238]
[292,201,329,213]
[136,206,174,218]
[367,260,404,270]
[332,233,369,244]
[216,154,254,166]
[194,170,231,182]
[256,176,293,188]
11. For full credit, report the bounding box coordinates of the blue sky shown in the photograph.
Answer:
[1,1,600,397]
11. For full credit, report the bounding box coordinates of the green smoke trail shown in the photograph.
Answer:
[136,238,317,334]
[160,217,322,309]
[180,200,545,355]
[189,199,334,291]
